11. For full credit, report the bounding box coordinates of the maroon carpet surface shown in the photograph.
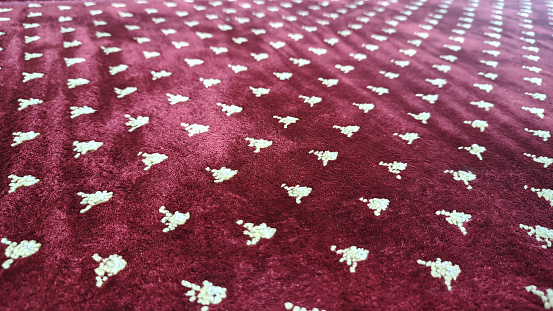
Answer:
[0,0,552,309]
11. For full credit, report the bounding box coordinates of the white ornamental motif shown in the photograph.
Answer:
[436,210,472,235]
[331,245,369,273]
[417,258,461,291]
[73,141,103,158]
[236,220,276,245]
[159,206,190,232]
[444,170,476,189]
[359,197,389,216]
[206,167,237,183]
[245,138,272,153]
[92,254,127,287]
[8,175,39,193]
[379,161,407,179]
[77,190,113,213]
[182,280,227,311]
[309,150,338,166]
[1,238,41,269]
[138,152,168,170]
[281,184,312,204]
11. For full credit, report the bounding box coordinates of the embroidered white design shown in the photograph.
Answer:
[426,78,447,88]
[73,141,103,158]
[245,138,272,153]
[318,78,338,87]
[436,210,471,235]
[210,46,228,54]
[273,116,298,128]
[236,220,276,245]
[92,254,126,287]
[228,64,247,73]
[524,128,550,141]
[1,238,41,269]
[353,103,375,113]
[350,53,367,61]
[367,85,389,95]
[200,78,221,88]
[64,57,86,67]
[379,71,399,79]
[520,224,553,249]
[133,36,151,44]
[151,70,172,81]
[525,286,553,309]
[444,170,476,189]
[408,112,431,124]
[8,175,39,193]
[138,152,167,170]
[101,46,121,55]
[336,65,354,73]
[299,95,321,107]
[359,197,389,216]
[22,72,44,82]
[393,133,419,144]
[11,132,40,147]
[24,52,43,60]
[67,78,90,89]
[522,107,545,118]
[523,154,552,168]
[284,302,326,311]
[206,167,237,183]
[70,106,96,118]
[463,120,488,132]
[379,161,407,179]
[77,191,113,213]
[308,47,327,55]
[525,185,553,206]
[281,184,312,204]
[309,150,338,166]
[216,103,242,116]
[185,58,204,66]
[159,206,190,232]
[470,100,494,111]
[115,87,137,98]
[172,41,189,49]
[330,245,369,273]
[458,144,486,160]
[417,258,460,291]
[181,123,209,136]
[333,125,359,137]
[181,280,227,311]
[250,87,270,97]
[251,53,269,61]
[524,92,546,101]
[270,41,286,49]
[18,98,43,110]
[274,72,292,80]
[289,57,310,66]
[143,51,160,59]
[125,114,149,132]
[432,64,451,73]
[167,93,189,105]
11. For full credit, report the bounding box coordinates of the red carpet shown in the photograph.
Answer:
[1,0,552,309]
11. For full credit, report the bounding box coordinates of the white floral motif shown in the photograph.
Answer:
[274,72,292,80]
[281,184,312,204]
[125,114,149,132]
[525,286,553,309]
[11,132,40,147]
[359,197,389,216]
[71,106,96,118]
[520,224,553,249]
[229,65,247,73]
[394,133,419,144]
[524,128,550,141]
[236,220,276,245]
[166,93,189,105]
[67,78,90,88]
[182,280,227,311]
[408,112,431,124]
[185,59,204,66]
[250,87,270,97]
[17,98,43,111]
[522,107,545,118]
[151,70,172,81]
[525,186,553,206]
[309,150,338,166]
[318,78,338,87]
[92,254,127,287]
[436,210,472,235]
[8,175,39,193]
[181,123,209,136]
[138,152,167,170]
[101,46,121,55]
[216,103,242,116]
[299,95,321,107]
[159,206,190,232]
[73,141,103,158]
[273,116,298,128]
[367,85,389,95]
[109,64,129,75]
[1,238,41,269]
[523,154,552,168]
[353,103,374,113]
[417,258,461,291]
[458,144,486,160]
[200,78,221,88]
[77,191,113,213]
[444,170,476,189]
[251,53,269,61]
[115,87,137,98]
[206,167,238,183]
[245,138,272,153]
[289,57,310,66]
[333,125,359,137]
[379,161,407,179]
[22,72,44,82]
[331,245,369,273]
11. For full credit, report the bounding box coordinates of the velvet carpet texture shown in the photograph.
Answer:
[0,0,552,309]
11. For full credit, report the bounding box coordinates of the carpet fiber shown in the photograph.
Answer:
[1,0,552,309]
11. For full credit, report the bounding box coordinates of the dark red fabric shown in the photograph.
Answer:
[1,0,552,309]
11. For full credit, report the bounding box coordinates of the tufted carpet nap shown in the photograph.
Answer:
[0,0,552,309]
